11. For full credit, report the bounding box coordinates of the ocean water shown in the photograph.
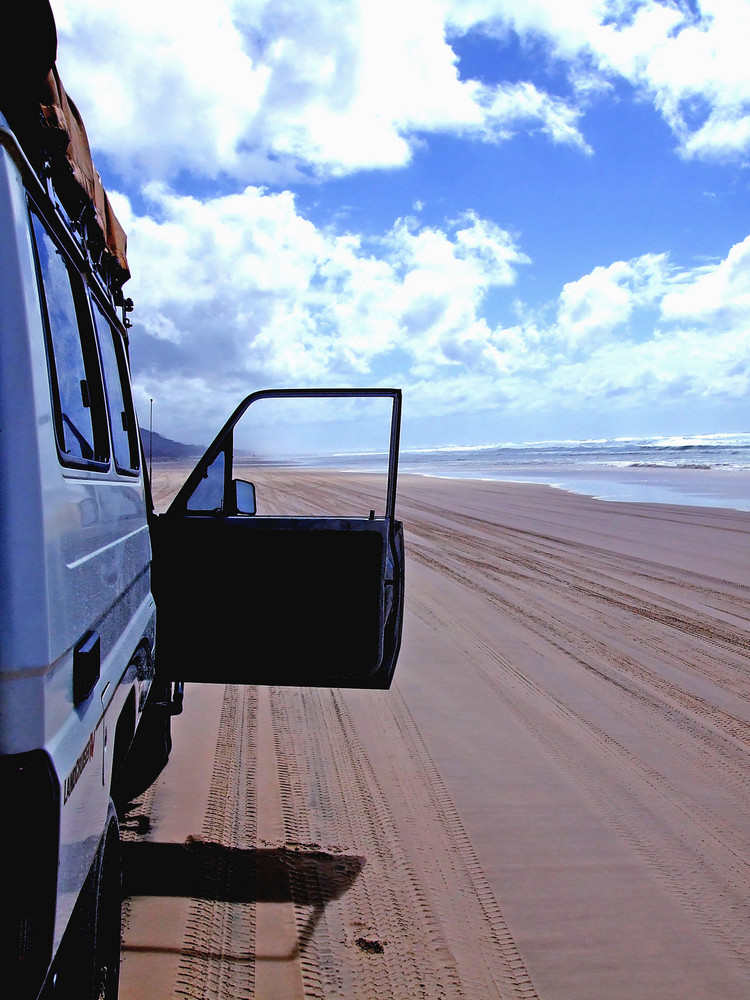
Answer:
[394,432,750,511]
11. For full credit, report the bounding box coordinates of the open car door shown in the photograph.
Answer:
[150,389,404,689]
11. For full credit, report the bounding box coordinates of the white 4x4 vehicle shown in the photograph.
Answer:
[0,5,404,998]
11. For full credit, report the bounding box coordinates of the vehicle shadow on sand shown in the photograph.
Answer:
[121,836,366,961]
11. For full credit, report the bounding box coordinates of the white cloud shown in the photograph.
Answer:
[556,253,671,347]
[453,0,750,163]
[401,237,750,426]
[661,235,750,321]
[115,186,529,439]
[382,213,530,372]
[608,0,750,162]
[118,166,750,443]
[52,0,589,182]
[52,0,750,183]
[551,245,750,403]
[472,81,592,152]
[48,1,750,441]
[558,263,635,347]
[53,0,269,179]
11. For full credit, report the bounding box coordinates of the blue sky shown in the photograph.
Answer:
[52,0,750,448]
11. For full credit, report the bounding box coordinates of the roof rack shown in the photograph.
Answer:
[0,0,130,299]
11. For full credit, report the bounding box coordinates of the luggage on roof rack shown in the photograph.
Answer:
[0,0,130,295]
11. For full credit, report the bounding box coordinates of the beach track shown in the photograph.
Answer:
[120,470,750,998]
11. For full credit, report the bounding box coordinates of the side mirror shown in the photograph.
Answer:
[232,478,256,515]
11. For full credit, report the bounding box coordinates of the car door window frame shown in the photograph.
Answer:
[168,387,402,524]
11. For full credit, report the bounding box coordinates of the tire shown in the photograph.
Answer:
[114,681,173,808]
[92,811,122,999]
[49,803,121,999]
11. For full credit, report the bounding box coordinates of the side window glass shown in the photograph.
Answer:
[91,299,140,474]
[186,451,225,512]
[29,209,109,467]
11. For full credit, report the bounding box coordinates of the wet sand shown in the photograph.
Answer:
[121,470,750,998]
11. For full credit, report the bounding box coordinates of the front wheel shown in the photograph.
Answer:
[114,680,174,808]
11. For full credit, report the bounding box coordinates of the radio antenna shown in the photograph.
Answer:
[149,397,153,483]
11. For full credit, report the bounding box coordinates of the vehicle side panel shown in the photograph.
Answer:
[0,134,156,960]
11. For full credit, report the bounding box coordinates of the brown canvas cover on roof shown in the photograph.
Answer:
[0,0,130,289]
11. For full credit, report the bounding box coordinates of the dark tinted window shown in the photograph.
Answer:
[91,298,140,474]
[30,209,109,467]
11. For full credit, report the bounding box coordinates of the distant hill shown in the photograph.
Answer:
[139,428,203,460]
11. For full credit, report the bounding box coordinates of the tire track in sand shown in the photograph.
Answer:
[172,684,258,1000]
[124,679,539,998]
[269,684,539,1000]
[407,505,750,699]
[410,591,750,981]
[409,530,750,756]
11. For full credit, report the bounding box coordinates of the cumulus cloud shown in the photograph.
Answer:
[471,81,592,152]
[48,1,750,442]
[452,0,750,163]
[435,238,750,421]
[114,186,529,438]
[380,235,750,432]
[596,0,750,162]
[661,235,750,321]
[556,254,671,348]
[53,0,750,182]
[116,166,750,442]
[53,0,590,182]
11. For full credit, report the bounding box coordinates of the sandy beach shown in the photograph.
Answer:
[121,469,750,998]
